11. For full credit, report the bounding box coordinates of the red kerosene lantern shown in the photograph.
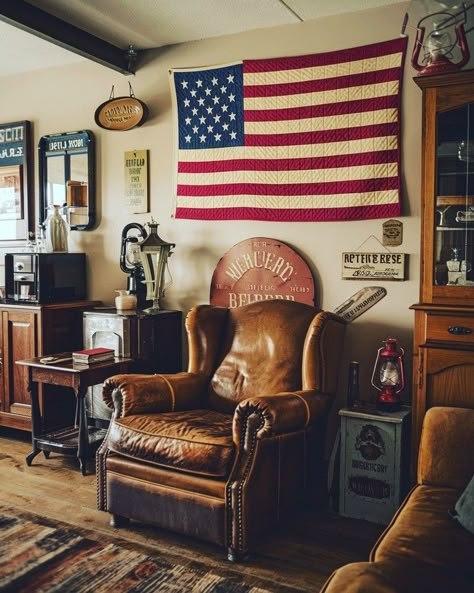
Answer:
[371,338,405,412]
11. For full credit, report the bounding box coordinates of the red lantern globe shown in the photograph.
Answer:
[371,338,405,412]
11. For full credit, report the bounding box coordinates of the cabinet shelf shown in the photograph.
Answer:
[412,69,474,480]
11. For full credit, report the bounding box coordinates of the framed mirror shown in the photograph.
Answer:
[0,120,33,245]
[39,130,96,230]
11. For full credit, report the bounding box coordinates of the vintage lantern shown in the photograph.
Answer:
[138,219,175,314]
[371,338,405,412]
[411,4,470,76]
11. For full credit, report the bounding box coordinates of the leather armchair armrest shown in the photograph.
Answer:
[418,406,474,489]
[233,390,332,447]
[102,372,208,417]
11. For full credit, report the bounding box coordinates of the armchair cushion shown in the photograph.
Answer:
[107,409,234,478]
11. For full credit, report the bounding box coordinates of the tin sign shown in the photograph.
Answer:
[210,237,315,308]
[342,252,406,281]
[383,219,403,246]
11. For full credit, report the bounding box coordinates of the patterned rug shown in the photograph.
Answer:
[0,506,298,593]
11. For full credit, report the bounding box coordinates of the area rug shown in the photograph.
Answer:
[0,506,300,593]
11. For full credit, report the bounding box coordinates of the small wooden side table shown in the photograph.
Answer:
[16,356,132,475]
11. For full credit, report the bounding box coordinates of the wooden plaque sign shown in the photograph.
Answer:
[210,237,315,308]
[95,97,148,131]
[342,252,406,281]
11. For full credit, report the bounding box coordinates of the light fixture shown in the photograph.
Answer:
[138,219,175,315]
[371,338,405,412]
[125,44,139,72]
[411,3,470,75]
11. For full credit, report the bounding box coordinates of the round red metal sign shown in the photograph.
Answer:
[210,237,315,308]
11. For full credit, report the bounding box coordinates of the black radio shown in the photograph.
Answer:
[5,252,87,304]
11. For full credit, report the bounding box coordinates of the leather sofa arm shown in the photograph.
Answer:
[418,406,474,489]
[102,372,208,417]
[233,391,332,447]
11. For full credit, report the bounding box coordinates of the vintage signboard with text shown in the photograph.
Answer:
[342,252,406,281]
[124,150,148,213]
[210,237,315,308]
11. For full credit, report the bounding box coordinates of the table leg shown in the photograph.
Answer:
[26,371,41,466]
[76,385,90,476]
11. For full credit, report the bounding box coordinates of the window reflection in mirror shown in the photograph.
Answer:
[39,130,95,230]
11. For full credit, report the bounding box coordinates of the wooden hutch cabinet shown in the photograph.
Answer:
[411,70,474,470]
[0,301,97,431]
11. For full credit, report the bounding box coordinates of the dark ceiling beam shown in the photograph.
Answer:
[0,0,134,75]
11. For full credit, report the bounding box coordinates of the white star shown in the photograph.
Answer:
[199,134,207,143]
[211,76,218,86]
[192,125,199,134]
[222,123,229,131]
[221,104,228,112]
[229,112,236,121]
[196,79,203,87]
[199,115,206,124]
[185,117,192,125]
[206,106,213,114]
[207,125,214,133]
[181,80,188,89]
[220,85,227,94]
[192,107,198,116]
[205,88,211,96]
[214,114,221,123]
[185,135,192,143]
[230,131,237,140]
[227,74,234,83]
[198,98,205,106]
[228,93,235,103]
[212,95,220,105]
[190,89,197,97]
[183,98,190,107]
[214,133,222,141]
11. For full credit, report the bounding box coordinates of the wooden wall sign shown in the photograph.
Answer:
[95,96,148,131]
[342,252,406,281]
[210,237,315,308]
[124,149,148,213]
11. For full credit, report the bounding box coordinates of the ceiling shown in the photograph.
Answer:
[0,0,406,77]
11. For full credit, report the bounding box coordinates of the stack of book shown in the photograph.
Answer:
[72,347,115,366]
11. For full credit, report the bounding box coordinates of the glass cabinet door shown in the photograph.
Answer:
[435,103,474,287]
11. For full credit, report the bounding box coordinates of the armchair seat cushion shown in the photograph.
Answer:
[107,409,235,478]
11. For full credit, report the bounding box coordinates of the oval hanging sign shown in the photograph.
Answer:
[94,96,148,131]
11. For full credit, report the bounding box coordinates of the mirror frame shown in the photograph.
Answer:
[0,120,34,245]
[39,130,96,230]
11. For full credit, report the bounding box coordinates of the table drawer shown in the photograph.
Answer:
[426,314,474,344]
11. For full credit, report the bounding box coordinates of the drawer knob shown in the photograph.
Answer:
[448,326,472,335]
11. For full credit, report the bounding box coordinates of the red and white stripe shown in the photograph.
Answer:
[173,37,407,221]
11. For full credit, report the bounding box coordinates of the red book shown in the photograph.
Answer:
[73,347,114,357]
[72,347,115,362]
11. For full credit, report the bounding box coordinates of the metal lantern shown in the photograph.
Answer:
[371,338,405,412]
[411,4,470,75]
[138,219,175,314]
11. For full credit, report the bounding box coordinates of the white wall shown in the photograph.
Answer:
[0,2,421,437]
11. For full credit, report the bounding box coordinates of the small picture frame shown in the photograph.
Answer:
[0,164,23,220]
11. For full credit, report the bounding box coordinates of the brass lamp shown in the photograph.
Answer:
[138,219,175,314]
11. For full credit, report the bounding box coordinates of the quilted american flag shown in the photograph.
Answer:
[170,37,407,221]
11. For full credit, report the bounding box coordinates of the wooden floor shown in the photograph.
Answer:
[0,427,384,592]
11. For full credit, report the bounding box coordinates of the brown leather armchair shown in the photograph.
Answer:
[97,300,346,560]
